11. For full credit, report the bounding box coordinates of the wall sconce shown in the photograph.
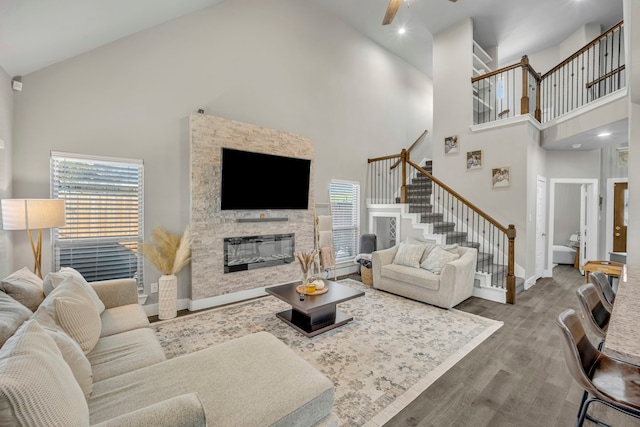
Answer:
[1,199,66,278]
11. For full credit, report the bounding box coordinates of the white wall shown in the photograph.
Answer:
[553,184,581,244]
[545,150,601,179]
[0,66,13,279]
[434,19,541,280]
[522,24,603,75]
[10,0,432,305]
[525,127,546,279]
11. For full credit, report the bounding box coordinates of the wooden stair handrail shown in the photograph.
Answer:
[368,153,402,163]
[471,62,521,83]
[406,129,429,154]
[541,20,624,79]
[388,130,429,171]
[406,158,512,235]
[366,154,517,303]
[472,57,541,84]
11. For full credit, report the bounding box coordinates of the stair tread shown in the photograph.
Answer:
[445,231,467,237]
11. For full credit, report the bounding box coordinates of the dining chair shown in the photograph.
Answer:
[556,309,640,427]
[575,283,609,347]
[589,270,615,312]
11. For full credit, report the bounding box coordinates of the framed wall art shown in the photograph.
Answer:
[491,166,511,189]
[466,150,482,170]
[444,135,459,155]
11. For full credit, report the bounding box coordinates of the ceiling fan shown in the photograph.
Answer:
[383,0,458,25]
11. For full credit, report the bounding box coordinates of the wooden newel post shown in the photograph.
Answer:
[506,224,516,304]
[520,55,530,116]
[535,78,542,122]
[400,149,408,203]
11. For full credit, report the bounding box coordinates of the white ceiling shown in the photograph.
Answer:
[0,0,623,78]
[0,0,626,150]
[543,118,628,151]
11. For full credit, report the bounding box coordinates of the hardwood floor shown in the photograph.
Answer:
[382,265,640,427]
[152,266,639,425]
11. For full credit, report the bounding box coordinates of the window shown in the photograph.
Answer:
[50,152,144,286]
[329,180,360,260]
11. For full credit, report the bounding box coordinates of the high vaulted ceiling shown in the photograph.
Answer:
[0,0,623,78]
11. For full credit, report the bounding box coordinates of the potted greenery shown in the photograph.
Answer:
[140,226,191,319]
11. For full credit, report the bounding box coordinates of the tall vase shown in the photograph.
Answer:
[158,274,177,320]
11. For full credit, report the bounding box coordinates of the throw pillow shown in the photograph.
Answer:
[0,267,44,311]
[44,328,93,398]
[0,291,33,348]
[40,276,102,354]
[44,267,105,314]
[30,304,60,331]
[392,243,425,269]
[55,298,102,354]
[406,237,438,263]
[0,320,90,426]
[442,243,459,254]
[421,246,460,275]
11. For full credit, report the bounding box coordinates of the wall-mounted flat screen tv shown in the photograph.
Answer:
[220,148,311,210]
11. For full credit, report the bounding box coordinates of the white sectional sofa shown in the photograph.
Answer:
[0,268,337,426]
[372,241,478,309]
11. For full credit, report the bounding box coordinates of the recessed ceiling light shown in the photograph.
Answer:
[598,132,611,137]
[398,27,406,35]
[571,143,582,149]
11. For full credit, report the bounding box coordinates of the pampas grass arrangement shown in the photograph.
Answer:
[295,250,315,275]
[140,226,191,275]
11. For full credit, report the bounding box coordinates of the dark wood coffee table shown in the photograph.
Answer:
[265,279,364,337]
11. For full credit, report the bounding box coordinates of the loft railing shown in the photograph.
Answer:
[472,21,624,125]
[541,20,624,122]
[368,149,517,304]
[472,56,541,125]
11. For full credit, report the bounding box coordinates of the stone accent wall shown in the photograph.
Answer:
[190,114,315,300]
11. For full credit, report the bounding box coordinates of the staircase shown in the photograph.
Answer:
[368,147,518,303]
[402,160,519,290]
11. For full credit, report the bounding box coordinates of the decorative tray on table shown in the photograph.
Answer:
[296,282,329,296]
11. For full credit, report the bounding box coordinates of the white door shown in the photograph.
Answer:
[535,177,547,281]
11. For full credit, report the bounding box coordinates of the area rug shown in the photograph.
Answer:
[152,279,502,426]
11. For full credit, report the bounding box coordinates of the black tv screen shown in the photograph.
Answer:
[220,148,311,210]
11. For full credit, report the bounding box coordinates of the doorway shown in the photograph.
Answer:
[606,178,628,258]
[547,179,598,276]
[613,182,627,252]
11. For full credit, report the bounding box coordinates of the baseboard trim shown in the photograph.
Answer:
[524,276,537,290]
[472,285,506,304]
[143,298,190,317]
[189,287,271,312]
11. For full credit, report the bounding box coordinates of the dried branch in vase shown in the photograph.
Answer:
[295,250,315,273]
[140,226,191,276]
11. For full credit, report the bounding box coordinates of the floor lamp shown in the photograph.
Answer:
[1,199,66,279]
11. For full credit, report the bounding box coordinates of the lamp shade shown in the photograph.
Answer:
[1,199,66,230]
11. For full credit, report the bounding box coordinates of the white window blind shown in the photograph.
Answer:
[329,180,360,260]
[50,152,144,285]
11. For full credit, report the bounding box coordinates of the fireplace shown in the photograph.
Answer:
[224,233,295,273]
